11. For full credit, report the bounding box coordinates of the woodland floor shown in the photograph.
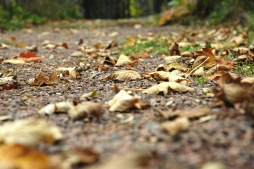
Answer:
[0,20,254,169]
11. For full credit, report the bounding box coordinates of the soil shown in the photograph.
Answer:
[0,21,254,169]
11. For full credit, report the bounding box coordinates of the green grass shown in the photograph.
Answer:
[194,75,208,84]
[180,44,202,53]
[236,61,254,76]
[120,37,169,55]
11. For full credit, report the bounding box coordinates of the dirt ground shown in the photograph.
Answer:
[0,21,254,169]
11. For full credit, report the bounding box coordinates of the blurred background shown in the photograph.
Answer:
[0,0,254,30]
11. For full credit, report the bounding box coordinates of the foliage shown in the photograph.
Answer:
[161,0,254,27]
[0,0,82,30]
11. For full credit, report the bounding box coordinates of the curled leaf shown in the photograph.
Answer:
[108,90,140,112]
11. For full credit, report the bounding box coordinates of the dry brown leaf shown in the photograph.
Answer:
[108,90,140,112]
[106,70,141,81]
[68,102,102,120]
[161,117,190,135]
[115,54,133,66]
[149,71,187,82]
[0,144,51,169]
[0,118,63,146]
[143,82,194,96]
[169,42,180,56]
[214,73,253,106]
[28,70,59,86]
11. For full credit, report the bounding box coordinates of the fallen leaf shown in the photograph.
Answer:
[149,71,187,83]
[0,118,63,146]
[115,54,134,66]
[161,117,190,135]
[18,52,43,63]
[108,90,140,112]
[68,102,102,120]
[214,72,253,106]
[169,42,181,55]
[164,55,182,63]
[28,70,60,86]
[38,101,75,115]
[0,144,51,169]
[106,70,141,81]
[143,82,194,96]
[3,59,26,64]
[0,43,10,49]
[80,91,98,99]
[0,76,18,91]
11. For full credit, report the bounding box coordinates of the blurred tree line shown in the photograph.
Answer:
[0,0,254,30]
